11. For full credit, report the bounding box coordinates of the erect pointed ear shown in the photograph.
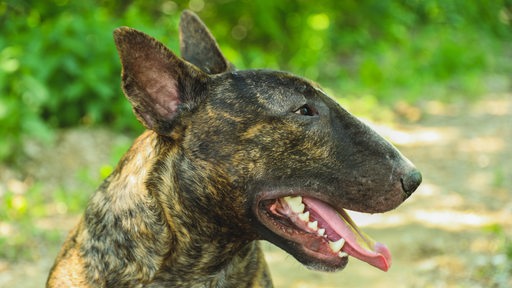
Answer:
[179,10,235,74]
[114,27,209,135]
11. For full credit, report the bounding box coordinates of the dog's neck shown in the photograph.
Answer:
[81,130,261,286]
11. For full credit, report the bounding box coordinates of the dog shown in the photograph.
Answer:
[47,10,421,287]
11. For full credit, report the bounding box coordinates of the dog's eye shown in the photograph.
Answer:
[294,104,316,116]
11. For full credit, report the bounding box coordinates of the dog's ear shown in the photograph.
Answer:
[179,10,235,74]
[114,27,209,135]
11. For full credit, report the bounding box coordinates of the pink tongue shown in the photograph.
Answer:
[302,197,392,271]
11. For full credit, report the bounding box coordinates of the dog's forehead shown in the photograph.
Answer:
[210,70,321,107]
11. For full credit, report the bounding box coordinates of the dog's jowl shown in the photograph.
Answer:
[47,10,421,287]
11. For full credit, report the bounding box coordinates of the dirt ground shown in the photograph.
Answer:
[0,93,510,287]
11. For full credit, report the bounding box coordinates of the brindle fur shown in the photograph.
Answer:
[47,11,421,287]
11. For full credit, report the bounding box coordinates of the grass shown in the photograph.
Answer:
[0,183,63,260]
[474,224,512,287]
[0,139,131,262]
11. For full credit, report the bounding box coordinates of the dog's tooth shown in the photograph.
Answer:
[307,221,318,231]
[329,238,345,253]
[298,211,310,222]
[338,251,348,258]
[283,196,301,205]
[284,196,304,213]
[291,203,305,214]
[317,228,325,237]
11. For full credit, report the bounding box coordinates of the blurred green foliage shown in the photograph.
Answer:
[0,183,62,260]
[0,0,511,162]
[0,138,132,261]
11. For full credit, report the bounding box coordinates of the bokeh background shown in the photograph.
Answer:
[0,0,511,287]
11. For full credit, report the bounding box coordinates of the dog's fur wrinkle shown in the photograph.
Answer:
[81,132,170,286]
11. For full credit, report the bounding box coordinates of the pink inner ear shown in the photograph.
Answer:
[140,66,181,122]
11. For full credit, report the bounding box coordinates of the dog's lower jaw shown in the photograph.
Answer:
[254,192,394,273]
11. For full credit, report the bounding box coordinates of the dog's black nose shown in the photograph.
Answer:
[401,170,422,197]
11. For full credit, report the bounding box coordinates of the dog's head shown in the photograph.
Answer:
[114,10,421,273]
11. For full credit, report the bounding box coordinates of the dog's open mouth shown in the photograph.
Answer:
[257,195,391,272]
